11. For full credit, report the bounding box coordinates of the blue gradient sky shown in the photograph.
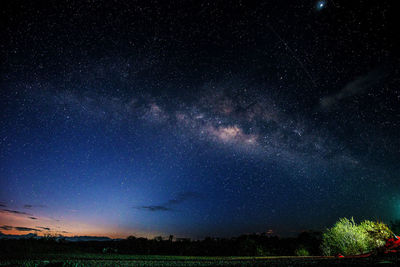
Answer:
[0,0,398,238]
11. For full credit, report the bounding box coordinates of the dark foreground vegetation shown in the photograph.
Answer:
[0,231,322,258]
[1,219,400,266]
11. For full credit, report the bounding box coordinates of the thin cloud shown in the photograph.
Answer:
[14,227,42,232]
[167,191,202,205]
[37,226,51,231]
[28,217,38,220]
[24,204,47,209]
[1,209,31,215]
[0,225,13,230]
[135,191,201,212]
[138,205,171,212]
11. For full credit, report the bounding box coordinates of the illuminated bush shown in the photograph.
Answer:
[295,247,310,256]
[321,218,392,256]
[360,220,392,248]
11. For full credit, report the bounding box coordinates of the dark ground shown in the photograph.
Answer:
[1,254,400,266]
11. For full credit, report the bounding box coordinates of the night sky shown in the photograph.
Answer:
[0,0,398,239]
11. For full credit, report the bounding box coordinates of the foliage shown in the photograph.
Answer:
[359,220,391,248]
[321,217,392,256]
[322,218,370,256]
[0,232,322,257]
[295,247,310,256]
[296,231,322,256]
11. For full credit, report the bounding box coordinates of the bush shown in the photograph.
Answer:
[321,218,392,256]
[360,220,391,248]
[295,247,310,256]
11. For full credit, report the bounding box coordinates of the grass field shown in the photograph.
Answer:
[1,253,399,266]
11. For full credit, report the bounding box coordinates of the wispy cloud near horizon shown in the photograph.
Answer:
[24,204,47,209]
[0,225,13,230]
[14,226,42,232]
[135,191,201,212]
[1,209,32,216]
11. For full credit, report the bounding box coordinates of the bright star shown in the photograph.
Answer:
[316,1,326,10]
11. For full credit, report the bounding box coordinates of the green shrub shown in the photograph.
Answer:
[322,218,370,256]
[359,220,391,248]
[295,247,310,256]
[321,217,392,256]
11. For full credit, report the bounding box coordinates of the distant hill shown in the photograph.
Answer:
[63,236,112,242]
[0,232,39,239]
[0,231,112,242]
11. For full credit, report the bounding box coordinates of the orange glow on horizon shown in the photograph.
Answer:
[0,211,155,239]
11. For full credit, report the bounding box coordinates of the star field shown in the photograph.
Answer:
[0,0,398,238]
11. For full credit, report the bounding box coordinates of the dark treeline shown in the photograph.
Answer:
[0,231,322,258]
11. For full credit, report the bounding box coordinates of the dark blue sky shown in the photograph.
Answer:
[0,0,398,238]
